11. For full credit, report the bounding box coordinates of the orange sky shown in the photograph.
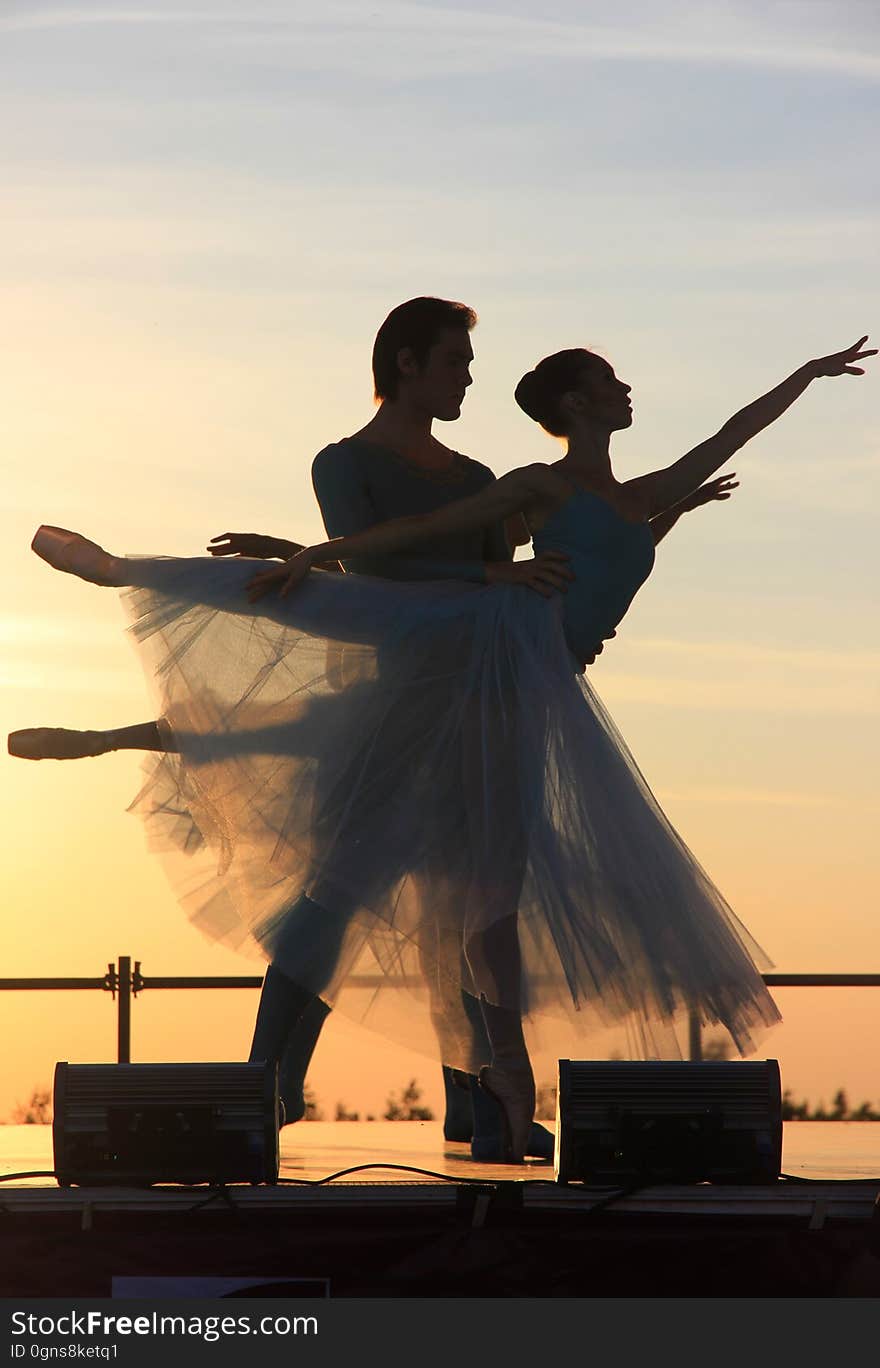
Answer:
[2,1,878,1120]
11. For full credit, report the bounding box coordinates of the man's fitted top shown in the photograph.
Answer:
[311,437,511,582]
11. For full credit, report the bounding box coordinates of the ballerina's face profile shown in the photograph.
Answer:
[397,326,474,423]
[566,356,633,434]
[516,347,633,440]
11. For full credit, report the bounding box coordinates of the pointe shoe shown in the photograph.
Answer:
[31,525,122,587]
[442,1066,474,1143]
[8,728,110,761]
[277,1090,306,1128]
[471,1120,555,1164]
[477,1064,536,1164]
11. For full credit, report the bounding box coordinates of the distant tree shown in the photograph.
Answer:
[302,1086,323,1121]
[12,1087,52,1125]
[334,1101,360,1121]
[781,1089,809,1121]
[781,1087,879,1121]
[384,1078,434,1121]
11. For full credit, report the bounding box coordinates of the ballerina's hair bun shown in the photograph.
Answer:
[514,348,596,438]
[513,369,543,423]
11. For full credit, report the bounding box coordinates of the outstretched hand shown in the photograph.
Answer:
[246,550,314,603]
[811,336,876,378]
[678,473,739,513]
[208,532,293,559]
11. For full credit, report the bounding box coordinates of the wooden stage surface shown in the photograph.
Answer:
[2,1123,879,1296]
[3,1119,880,1211]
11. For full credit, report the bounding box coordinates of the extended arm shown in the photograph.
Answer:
[303,466,541,565]
[207,531,343,570]
[313,446,504,584]
[247,464,573,600]
[504,513,532,550]
[630,337,875,517]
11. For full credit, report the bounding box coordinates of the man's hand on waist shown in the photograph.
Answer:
[485,553,574,599]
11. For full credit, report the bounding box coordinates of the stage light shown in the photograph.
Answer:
[53,1062,279,1186]
[554,1059,782,1185]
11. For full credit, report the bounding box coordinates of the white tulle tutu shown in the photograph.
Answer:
[116,532,780,1076]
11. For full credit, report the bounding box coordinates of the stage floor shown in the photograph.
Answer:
[2,1119,879,1210]
[1,1123,879,1296]
[4,1118,880,1182]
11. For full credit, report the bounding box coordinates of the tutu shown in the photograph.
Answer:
[120,489,780,1074]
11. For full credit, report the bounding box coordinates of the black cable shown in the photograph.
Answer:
[185,1185,242,1212]
[276,1161,550,1186]
[279,1163,644,1211]
[2,1166,877,1191]
[779,1172,880,1185]
[0,1171,58,1182]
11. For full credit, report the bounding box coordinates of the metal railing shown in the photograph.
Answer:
[2,956,879,1063]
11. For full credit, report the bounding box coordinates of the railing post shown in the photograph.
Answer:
[117,956,132,1063]
[688,1009,702,1062]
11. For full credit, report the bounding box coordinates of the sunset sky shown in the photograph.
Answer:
[1,0,878,1121]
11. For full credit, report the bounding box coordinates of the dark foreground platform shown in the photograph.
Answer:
[2,1123,879,1297]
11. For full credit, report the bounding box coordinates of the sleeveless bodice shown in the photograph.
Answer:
[532,489,656,662]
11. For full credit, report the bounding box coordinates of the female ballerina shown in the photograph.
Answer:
[16,335,873,1159]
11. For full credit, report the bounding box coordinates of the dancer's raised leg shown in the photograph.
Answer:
[9,721,171,761]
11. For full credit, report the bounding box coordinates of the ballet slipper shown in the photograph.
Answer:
[471,1120,555,1164]
[8,728,110,761]
[524,1120,555,1162]
[30,525,122,587]
[477,1063,536,1164]
[442,1067,474,1143]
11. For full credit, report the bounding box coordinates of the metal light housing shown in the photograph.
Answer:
[554,1059,782,1185]
[53,1061,279,1186]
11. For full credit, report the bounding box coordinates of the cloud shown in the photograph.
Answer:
[596,637,880,717]
[630,637,880,674]
[0,615,112,647]
[4,2,879,82]
[656,785,836,807]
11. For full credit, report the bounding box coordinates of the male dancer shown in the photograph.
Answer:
[215,298,570,1161]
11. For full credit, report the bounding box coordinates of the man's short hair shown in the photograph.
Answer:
[372,297,477,401]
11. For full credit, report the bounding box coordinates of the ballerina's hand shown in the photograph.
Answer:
[811,336,877,377]
[577,628,617,672]
[680,473,739,512]
[246,550,314,602]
